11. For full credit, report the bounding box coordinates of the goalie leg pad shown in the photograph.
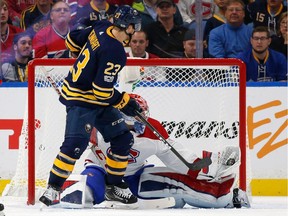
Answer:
[124,165,154,197]
[60,174,90,208]
[81,166,106,204]
[60,166,106,208]
[138,167,237,208]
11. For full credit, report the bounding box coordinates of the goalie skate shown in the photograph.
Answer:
[104,182,138,209]
[39,185,60,206]
[232,188,251,208]
[0,203,5,216]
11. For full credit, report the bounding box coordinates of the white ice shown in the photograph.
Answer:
[1,196,287,216]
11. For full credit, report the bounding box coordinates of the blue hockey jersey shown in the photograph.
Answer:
[61,20,127,108]
[237,48,287,82]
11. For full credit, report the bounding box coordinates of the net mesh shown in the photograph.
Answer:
[3,59,249,203]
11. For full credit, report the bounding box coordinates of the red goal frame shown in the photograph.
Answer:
[27,58,246,205]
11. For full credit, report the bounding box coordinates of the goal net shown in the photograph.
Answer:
[3,58,248,205]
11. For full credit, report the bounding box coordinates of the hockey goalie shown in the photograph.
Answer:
[59,94,250,209]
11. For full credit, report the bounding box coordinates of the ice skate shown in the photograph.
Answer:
[0,203,5,216]
[39,185,60,206]
[232,188,251,208]
[104,182,138,209]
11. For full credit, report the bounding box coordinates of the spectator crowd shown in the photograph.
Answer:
[1,0,287,82]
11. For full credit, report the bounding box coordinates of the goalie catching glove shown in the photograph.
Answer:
[113,92,143,117]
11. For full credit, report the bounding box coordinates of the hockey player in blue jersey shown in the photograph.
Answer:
[39,5,144,208]
[237,26,287,82]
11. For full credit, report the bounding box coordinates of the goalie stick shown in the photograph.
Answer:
[135,110,212,171]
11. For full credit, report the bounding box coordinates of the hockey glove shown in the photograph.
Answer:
[114,92,143,117]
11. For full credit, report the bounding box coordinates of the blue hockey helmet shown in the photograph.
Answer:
[113,5,142,32]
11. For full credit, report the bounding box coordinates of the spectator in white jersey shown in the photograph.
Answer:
[176,0,214,33]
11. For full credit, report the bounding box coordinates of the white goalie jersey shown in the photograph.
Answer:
[86,116,239,182]
[86,121,199,177]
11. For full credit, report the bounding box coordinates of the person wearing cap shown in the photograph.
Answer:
[165,29,210,81]
[182,29,210,58]
[144,0,188,58]
[132,0,183,29]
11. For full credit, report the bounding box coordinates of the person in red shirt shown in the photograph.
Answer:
[1,0,23,63]
[32,1,72,58]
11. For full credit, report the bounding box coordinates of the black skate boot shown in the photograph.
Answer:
[39,185,60,206]
[232,188,251,208]
[0,203,5,216]
[104,182,138,209]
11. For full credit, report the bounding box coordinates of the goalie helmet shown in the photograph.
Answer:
[121,94,149,135]
[113,5,141,32]
[129,93,149,118]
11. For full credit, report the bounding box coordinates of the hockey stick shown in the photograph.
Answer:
[39,66,62,96]
[135,110,212,171]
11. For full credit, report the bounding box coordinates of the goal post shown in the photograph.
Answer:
[3,58,247,205]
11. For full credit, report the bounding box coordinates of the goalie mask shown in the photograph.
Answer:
[121,93,149,135]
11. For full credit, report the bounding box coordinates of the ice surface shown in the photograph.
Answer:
[0,196,287,216]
